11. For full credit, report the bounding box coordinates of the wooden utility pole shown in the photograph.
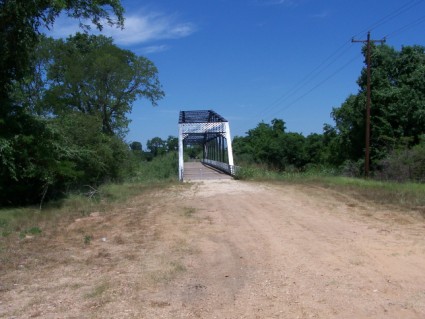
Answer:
[352,31,385,177]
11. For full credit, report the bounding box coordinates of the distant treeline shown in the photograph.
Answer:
[234,44,425,182]
[1,0,424,206]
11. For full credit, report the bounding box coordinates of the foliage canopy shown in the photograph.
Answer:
[234,43,425,182]
[0,0,168,206]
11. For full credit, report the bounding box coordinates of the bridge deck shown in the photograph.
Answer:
[183,162,233,181]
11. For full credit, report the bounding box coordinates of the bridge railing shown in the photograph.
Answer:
[201,159,240,177]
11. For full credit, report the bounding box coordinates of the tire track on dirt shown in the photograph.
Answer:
[152,180,425,319]
[2,181,425,318]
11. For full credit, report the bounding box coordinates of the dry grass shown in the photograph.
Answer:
[259,175,425,216]
[313,177,425,216]
[2,180,425,318]
[236,165,425,214]
[148,260,187,283]
[182,206,196,218]
[0,181,201,318]
[84,281,110,299]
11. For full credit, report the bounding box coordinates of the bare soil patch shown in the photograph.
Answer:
[1,180,425,318]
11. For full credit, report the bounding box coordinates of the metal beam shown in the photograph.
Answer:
[178,110,235,180]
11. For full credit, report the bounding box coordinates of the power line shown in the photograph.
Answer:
[259,1,425,120]
[255,0,425,128]
[267,52,361,120]
[385,14,425,39]
[258,40,352,119]
[355,0,425,37]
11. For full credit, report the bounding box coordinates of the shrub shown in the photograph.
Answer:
[129,152,178,183]
[377,142,425,182]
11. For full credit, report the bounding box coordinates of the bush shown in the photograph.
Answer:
[377,142,425,182]
[0,112,138,207]
[340,159,364,178]
[129,152,179,183]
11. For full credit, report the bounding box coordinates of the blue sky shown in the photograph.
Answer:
[47,0,425,149]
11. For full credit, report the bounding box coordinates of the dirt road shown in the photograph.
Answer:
[1,180,425,318]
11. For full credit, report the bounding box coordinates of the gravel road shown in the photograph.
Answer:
[2,180,425,318]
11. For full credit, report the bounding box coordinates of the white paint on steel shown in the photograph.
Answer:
[178,125,184,181]
[178,111,235,181]
[224,122,234,166]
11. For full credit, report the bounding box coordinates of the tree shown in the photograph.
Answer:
[233,119,307,170]
[166,136,179,152]
[280,132,307,169]
[147,137,166,157]
[129,141,144,161]
[0,0,124,109]
[184,144,202,159]
[320,123,343,166]
[38,33,164,136]
[0,113,75,205]
[233,135,255,164]
[330,94,365,163]
[331,44,425,168]
[0,1,171,206]
[49,112,132,185]
[130,141,143,152]
[2,33,164,205]
[377,137,425,182]
[304,133,325,165]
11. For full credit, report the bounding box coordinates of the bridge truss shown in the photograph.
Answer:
[178,110,234,181]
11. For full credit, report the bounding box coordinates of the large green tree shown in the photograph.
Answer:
[0,1,168,206]
[166,136,179,152]
[2,32,164,205]
[233,119,308,170]
[38,33,164,136]
[147,137,167,157]
[331,44,425,166]
[0,0,124,108]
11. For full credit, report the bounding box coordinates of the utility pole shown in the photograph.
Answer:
[352,31,385,177]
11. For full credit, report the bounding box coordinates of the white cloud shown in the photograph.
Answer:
[46,10,196,46]
[310,10,331,19]
[105,13,196,46]
[140,44,170,54]
[45,16,81,39]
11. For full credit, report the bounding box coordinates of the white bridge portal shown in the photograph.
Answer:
[178,110,235,181]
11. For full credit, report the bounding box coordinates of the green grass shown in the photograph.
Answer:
[0,152,180,237]
[0,207,44,238]
[236,164,425,213]
[129,152,179,183]
[19,226,42,239]
[83,234,93,245]
[0,180,178,239]
[99,181,176,203]
[312,176,425,210]
[235,164,337,181]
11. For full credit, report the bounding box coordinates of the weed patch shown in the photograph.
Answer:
[0,218,10,237]
[19,226,42,239]
[182,207,196,218]
[84,235,93,245]
[130,152,178,183]
[150,260,187,283]
[236,164,425,213]
[84,282,109,299]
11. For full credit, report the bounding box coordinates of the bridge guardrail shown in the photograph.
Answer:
[201,159,240,177]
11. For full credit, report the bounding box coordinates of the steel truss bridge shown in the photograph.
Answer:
[178,110,237,181]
